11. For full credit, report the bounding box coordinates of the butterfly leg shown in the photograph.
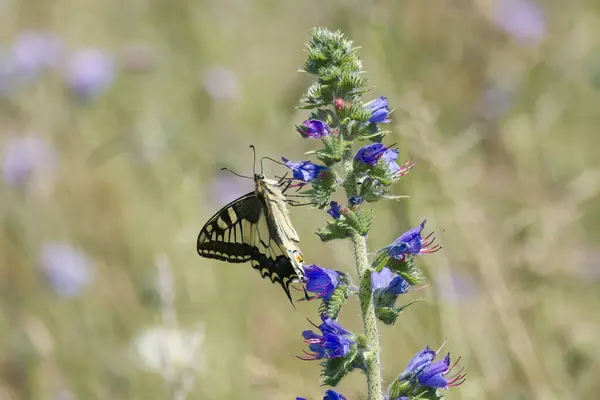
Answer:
[276,171,290,185]
[287,199,316,207]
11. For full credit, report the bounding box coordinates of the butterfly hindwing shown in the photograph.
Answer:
[197,190,300,304]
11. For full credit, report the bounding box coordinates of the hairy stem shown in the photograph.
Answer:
[343,157,383,400]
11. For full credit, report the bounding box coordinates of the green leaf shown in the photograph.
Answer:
[321,348,358,387]
[341,207,373,236]
[319,275,350,319]
[316,220,350,242]
[300,169,337,207]
[375,299,424,325]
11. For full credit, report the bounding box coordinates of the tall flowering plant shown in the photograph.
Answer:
[288,29,466,400]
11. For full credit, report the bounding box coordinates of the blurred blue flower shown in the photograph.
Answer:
[327,201,342,219]
[299,315,355,360]
[385,219,441,260]
[436,272,479,303]
[399,346,465,390]
[64,48,116,99]
[281,157,327,182]
[203,66,238,100]
[477,88,514,120]
[1,136,57,186]
[299,119,330,139]
[39,242,94,298]
[354,143,387,166]
[491,0,545,43]
[365,96,391,123]
[10,31,62,78]
[210,169,253,205]
[303,264,340,301]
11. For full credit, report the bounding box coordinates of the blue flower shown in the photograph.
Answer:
[303,264,340,301]
[299,119,330,139]
[400,346,466,390]
[365,96,391,123]
[327,201,342,219]
[385,219,441,260]
[355,143,415,179]
[299,315,355,360]
[324,390,347,400]
[372,267,411,297]
[296,390,347,400]
[399,346,437,381]
[354,143,387,166]
[282,157,327,182]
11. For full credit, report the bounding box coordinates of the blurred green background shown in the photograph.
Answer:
[1,0,599,399]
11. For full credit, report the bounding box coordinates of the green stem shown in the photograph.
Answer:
[343,157,383,400]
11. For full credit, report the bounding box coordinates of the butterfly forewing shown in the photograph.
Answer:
[197,193,260,263]
[197,180,304,304]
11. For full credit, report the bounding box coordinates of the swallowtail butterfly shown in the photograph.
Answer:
[197,148,305,305]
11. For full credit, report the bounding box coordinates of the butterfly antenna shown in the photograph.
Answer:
[260,156,287,174]
[220,167,253,180]
[249,145,257,175]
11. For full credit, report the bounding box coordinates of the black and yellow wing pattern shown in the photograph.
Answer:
[197,177,304,304]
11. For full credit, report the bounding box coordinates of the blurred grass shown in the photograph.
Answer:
[1,0,600,399]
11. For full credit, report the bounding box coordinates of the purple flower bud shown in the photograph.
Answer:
[299,119,330,139]
[365,96,391,123]
[39,242,94,298]
[1,136,57,185]
[64,49,116,99]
